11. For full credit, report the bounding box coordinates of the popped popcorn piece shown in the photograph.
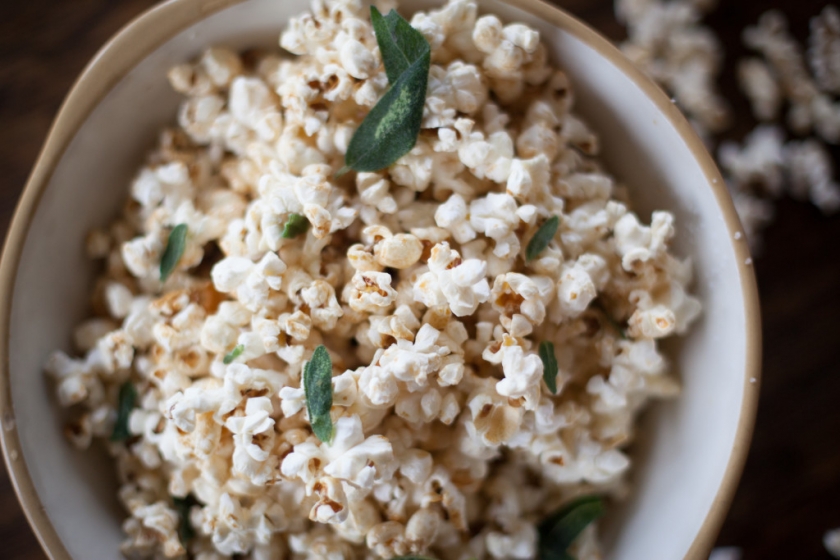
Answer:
[374,233,424,270]
[121,502,184,558]
[613,211,675,272]
[486,522,537,559]
[784,139,840,213]
[483,334,543,409]
[617,0,730,135]
[413,242,490,317]
[469,193,524,259]
[718,125,786,197]
[825,528,840,559]
[713,6,840,250]
[810,6,840,95]
[490,273,551,334]
[739,57,782,121]
[225,396,276,485]
[346,271,398,313]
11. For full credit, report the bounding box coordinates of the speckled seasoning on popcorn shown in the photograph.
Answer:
[45,1,702,558]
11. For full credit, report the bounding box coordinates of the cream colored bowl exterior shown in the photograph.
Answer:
[0,0,760,558]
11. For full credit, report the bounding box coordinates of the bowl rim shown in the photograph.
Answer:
[0,0,761,558]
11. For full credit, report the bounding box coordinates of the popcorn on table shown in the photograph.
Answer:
[46,0,700,558]
[720,7,840,250]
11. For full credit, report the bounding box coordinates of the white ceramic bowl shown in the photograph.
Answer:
[0,0,761,558]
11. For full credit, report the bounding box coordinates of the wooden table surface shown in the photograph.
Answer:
[1,0,838,558]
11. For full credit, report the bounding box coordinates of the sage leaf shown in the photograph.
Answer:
[538,495,605,560]
[110,381,137,442]
[371,7,431,84]
[223,344,244,365]
[160,223,188,282]
[539,341,559,394]
[341,9,430,173]
[173,494,198,545]
[526,216,559,262]
[281,213,309,239]
[391,557,438,560]
[593,300,627,340]
[304,345,334,443]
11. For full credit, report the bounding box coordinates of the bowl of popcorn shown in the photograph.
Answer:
[0,0,760,558]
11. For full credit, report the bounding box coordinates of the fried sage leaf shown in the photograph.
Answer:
[110,381,137,442]
[341,8,431,173]
[526,216,559,262]
[538,495,605,560]
[593,300,628,340]
[303,345,334,443]
[173,494,198,545]
[371,6,430,84]
[223,344,244,365]
[539,341,559,394]
[281,213,309,239]
[160,223,188,282]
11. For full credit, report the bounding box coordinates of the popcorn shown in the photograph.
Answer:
[374,233,424,269]
[97,330,135,374]
[613,211,675,272]
[413,242,490,317]
[200,47,243,88]
[357,172,397,217]
[122,233,164,279]
[300,280,343,330]
[122,502,184,558]
[346,271,398,313]
[46,2,701,558]
[455,119,514,182]
[826,528,840,559]
[486,522,537,559]
[225,396,277,485]
[507,160,548,210]
[229,77,281,140]
[483,334,543,408]
[74,318,118,352]
[490,273,551,335]
[708,6,840,250]
[810,6,840,95]
[617,0,729,135]
[466,383,525,446]
[469,193,523,258]
[718,125,786,197]
[339,39,377,80]
[784,139,840,213]
[739,57,782,121]
[434,193,476,243]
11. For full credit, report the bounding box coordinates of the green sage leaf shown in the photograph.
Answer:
[539,341,559,394]
[342,9,430,173]
[526,216,559,262]
[391,556,438,560]
[110,381,137,442]
[223,344,244,365]
[304,345,334,443]
[281,213,309,239]
[371,7,431,84]
[593,300,627,340]
[160,223,188,282]
[173,494,198,545]
[538,495,605,560]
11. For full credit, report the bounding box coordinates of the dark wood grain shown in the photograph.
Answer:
[1,1,839,559]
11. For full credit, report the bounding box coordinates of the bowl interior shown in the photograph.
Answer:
[2,0,756,558]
